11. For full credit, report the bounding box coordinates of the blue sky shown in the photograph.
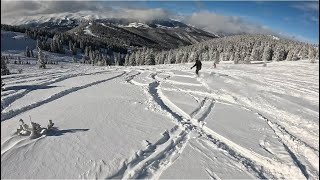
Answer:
[137,1,319,44]
[1,1,319,44]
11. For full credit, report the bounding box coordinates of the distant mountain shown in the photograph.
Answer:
[11,14,218,49]
[67,19,217,49]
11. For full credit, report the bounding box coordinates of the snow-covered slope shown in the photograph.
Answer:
[1,59,319,179]
[8,12,97,26]
[1,31,36,53]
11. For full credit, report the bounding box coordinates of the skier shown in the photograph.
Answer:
[191,59,202,75]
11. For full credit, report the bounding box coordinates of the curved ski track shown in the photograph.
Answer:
[2,67,318,179]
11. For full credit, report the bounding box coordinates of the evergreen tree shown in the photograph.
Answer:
[214,51,220,64]
[299,46,308,59]
[175,51,183,64]
[129,52,136,66]
[244,54,251,64]
[85,46,90,57]
[228,52,234,61]
[37,46,46,69]
[250,45,260,61]
[72,43,77,55]
[25,46,31,57]
[309,46,316,63]
[1,57,10,75]
[262,45,272,62]
[285,49,295,61]
[69,40,73,51]
[1,78,4,91]
[145,49,155,65]
[124,54,130,66]
[273,46,285,61]
[233,50,241,64]
[73,56,77,63]
[181,52,188,63]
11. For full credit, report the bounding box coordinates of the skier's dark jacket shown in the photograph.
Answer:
[192,60,202,70]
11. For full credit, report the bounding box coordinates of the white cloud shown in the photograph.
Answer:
[292,2,319,12]
[1,1,175,24]
[183,11,276,36]
[1,1,316,43]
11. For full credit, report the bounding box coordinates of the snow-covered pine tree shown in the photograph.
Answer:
[272,46,285,61]
[299,46,308,59]
[89,50,94,65]
[140,47,147,65]
[1,78,4,91]
[160,52,167,64]
[165,50,173,64]
[229,52,234,61]
[244,54,251,64]
[72,56,77,63]
[188,52,195,63]
[309,46,316,63]
[1,56,10,75]
[233,50,241,64]
[145,49,155,65]
[181,52,188,63]
[101,55,106,66]
[214,51,220,64]
[219,52,224,62]
[37,46,46,69]
[134,50,142,65]
[80,41,84,53]
[169,50,176,64]
[124,53,130,66]
[129,52,136,66]
[285,49,294,61]
[175,51,183,64]
[154,53,160,65]
[208,49,214,61]
[262,45,272,62]
[85,46,90,57]
[25,46,31,57]
[250,45,260,61]
[69,40,73,51]
[202,52,209,61]
[72,43,77,55]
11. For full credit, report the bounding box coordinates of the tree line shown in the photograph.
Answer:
[124,34,319,66]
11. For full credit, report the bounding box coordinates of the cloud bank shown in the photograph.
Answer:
[183,11,276,36]
[1,1,316,43]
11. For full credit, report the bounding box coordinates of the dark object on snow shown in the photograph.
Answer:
[48,120,54,129]
[191,60,202,75]
[213,63,216,68]
[16,118,55,138]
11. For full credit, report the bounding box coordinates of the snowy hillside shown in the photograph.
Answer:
[1,60,319,179]
[1,31,36,53]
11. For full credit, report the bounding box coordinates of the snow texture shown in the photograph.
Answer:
[1,49,319,179]
[1,32,319,179]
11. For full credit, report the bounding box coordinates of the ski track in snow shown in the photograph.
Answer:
[107,67,318,179]
[1,71,124,121]
[1,68,111,112]
[106,71,217,179]
[1,61,318,179]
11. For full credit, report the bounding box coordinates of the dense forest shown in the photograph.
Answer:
[2,24,318,67]
[124,34,319,66]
